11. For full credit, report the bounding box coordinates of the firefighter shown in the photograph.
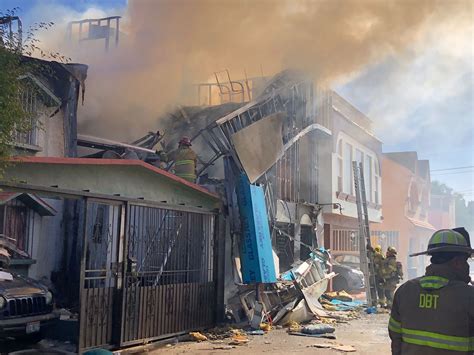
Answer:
[160,136,198,183]
[388,229,474,354]
[381,246,403,309]
[373,245,386,306]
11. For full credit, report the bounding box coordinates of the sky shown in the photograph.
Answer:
[2,0,473,202]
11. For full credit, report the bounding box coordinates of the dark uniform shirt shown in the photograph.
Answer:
[389,263,474,354]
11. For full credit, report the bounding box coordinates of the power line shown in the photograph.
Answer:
[431,165,474,172]
[431,170,474,176]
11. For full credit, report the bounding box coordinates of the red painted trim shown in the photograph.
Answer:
[10,156,219,200]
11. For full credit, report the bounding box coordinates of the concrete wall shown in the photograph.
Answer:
[37,111,66,157]
[319,98,383,225]
[371,157,433,278]
[3,161,220,211]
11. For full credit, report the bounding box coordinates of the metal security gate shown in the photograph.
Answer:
[79,201,217,352]
[120,204,216,346]
[79,199,124,351]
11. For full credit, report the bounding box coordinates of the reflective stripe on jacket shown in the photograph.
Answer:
[389,264,474,355]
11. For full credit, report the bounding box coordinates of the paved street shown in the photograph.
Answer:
[150,312,391,354]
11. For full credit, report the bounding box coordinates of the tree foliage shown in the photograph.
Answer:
[0,10,28,166]
[0,8,67,173]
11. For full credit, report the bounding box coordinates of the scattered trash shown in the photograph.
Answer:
[279,299,314,324]
[189,332,208,342]
[288,331,337,339]
[328,299,365,311]
[332,344,357,352]
[229,333,249,345]
[307,343,333,348]
[307,343,356,352]
[250,301,265,329]
[302,324,335,335]
[58,308,73,320]
[285,320,301,332]
[247,329,265,335]
[366,306,378,314]
[212,345,237,350]
[320,317,337,325]
[260,323,272,332]
[324,290,354,302]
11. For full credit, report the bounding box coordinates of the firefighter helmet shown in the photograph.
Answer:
[410,229,474,256]
[179,136,192,146]
[387,246,397,256]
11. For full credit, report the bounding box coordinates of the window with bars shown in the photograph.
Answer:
[15,85,40,147]
[332,229,359,251]
[0,201,35,256]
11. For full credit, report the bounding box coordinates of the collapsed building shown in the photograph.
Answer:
[0,58,383,352]
[79,69,384,320]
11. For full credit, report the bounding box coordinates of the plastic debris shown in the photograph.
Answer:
[260,323,272,332]
[189,332,208,342]
[329,299,365,311]
[366,306,378,314]
[302,324,335,335]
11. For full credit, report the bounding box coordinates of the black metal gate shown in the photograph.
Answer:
[79,200,217,352]
[120,204,216,346]
[79,199,124,351]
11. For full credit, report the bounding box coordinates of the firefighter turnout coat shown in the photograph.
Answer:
[388,263,474,354]
[161,146,197,183]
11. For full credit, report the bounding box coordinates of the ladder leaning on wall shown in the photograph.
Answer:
[352,161,378,307]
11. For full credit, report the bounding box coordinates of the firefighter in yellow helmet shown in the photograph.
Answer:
[372,245,386,306]
[160,136,198,183]
[388,228,474,354]
[381,246,403,309]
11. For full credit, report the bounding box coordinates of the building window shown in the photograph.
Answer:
[343,143,353,194]
[355,149,363,165]
[336,140,343,191]
[374,159,380,204]
[15,85,39,146]
[365,155,372,202]
[0,201,34,255]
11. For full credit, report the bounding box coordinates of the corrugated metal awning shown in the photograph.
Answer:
[407,217,436,231]
[0,192,56,216]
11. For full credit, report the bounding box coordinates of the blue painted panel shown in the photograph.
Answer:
[237,174,277,283]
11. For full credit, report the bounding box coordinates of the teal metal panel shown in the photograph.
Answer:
[237,174,276,284]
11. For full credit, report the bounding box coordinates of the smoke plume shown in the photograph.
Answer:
[31,0,468,140]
